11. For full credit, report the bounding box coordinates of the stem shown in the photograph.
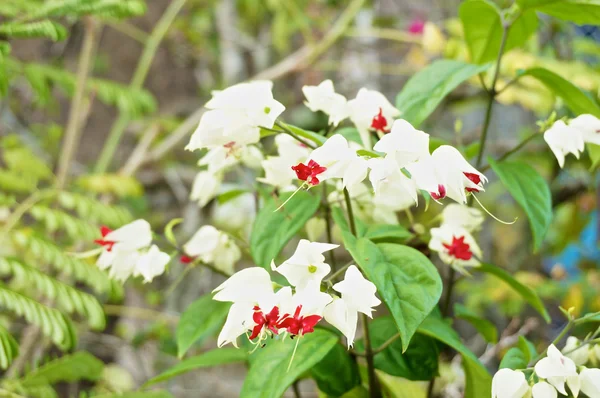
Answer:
[324,261,353,282]
[292,381,302,398]
[274,121,316,149]
[0,190,55,241]
[322,184,337,269]
[480,132,540,172]
[56,17,99,189]
[342,187,379,397]
[530,319,573,365]
[475,22,510,169]
[372,333,400,355]
[441,267,456,317]
[94,0,188,173]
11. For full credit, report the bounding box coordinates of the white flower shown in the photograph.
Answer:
[280,282,332,317]
[543,120,585,168]
[212,191,256,236]
[135,244,170,283]
[562,336,590,366]
[580,367,600,398]
[347,88,401,149]
[212,267,274,303]
[373,119,430,167]
[271,239,338,287]
[407,145,487,203]
[323,297,358,347]
[532,381,557,398]
[218,301,255,348]
[441,204,485,232]
[534,344,579,396]
[569,114,600,145]
[305,217,326,242]
[368,155,418,211]
[332,265,380,317]
[187,81,285,151]
[491,369,530,398]
[275,134,311,165]
[104,250,139,282]
[302,80,349,126]
[183,225,241,275]
[294,134,368,188]
[429,224,482,273]
[258,156,298,190]
[190,170,221,207]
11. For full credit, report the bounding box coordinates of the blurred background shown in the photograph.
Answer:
[1,0,599,396]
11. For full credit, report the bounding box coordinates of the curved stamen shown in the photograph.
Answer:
[471,194,517,225]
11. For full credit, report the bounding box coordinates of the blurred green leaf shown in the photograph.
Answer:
[311,342,361,396]
[489,158,552,252]
[0,20,67,41]
[364,224,413,245]
[587,143,600,170]
[333,127,362,144]
[20,352,103,386]
[477,263,550,322]
[396,60,491,126]
[455,304,498,344]
[164,218,182,248]
[517,336,538,363]
[218,189,249,204]
[499,347,528,370]
[517,0,600,25]
[459,0,538,64]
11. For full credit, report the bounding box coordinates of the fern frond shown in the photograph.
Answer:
[3,146,53,181]
[19,351,104,387]
[0,285,76,350]
[0,324,19,370]
[0,20,67,41]
[28,205,98,240]
[0,168,38,193]
[76,174,144,197]
[0,258,106,330]
[0,193,16,207]
[11,231,118,297]
[58,192,133,227]
[28,0,147,20]
[0,0,38,17]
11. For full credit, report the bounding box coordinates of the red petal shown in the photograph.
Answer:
[249,324,263,340]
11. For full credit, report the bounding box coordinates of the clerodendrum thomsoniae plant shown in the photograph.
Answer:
[3,1,600,398]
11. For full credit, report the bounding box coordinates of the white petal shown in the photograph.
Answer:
[580,368,600,398]
[570,114,600,145]
[544,120,585,168]
[136,245,170,283]
[532,381,557,398]
[332,265,380,316]
[183,225,221,258]
[491,368,529,398]
[217,302,254,348]
[323,298,358,347]
[190,171,221,207]
[212,267,274,303]
[105,219,152,251]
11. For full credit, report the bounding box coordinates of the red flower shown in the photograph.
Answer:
[180,255,195,264]
[464,172,482,193]
[278,305,321,336]
[370,108,390,133]
[442,236,473,260]
[249,306,282,340]
[431,184,447,200]
[94,225,116,251]
[292,160,327,186]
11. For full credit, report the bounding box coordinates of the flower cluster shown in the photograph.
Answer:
[213,239,380,348]
[544,114,600,168]
[429,204,484,274]
[181,225,241,275]
[492,341,600,398]
[94,220,169,283]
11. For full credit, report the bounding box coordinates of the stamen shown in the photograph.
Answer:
[287,335,301,372]
[274,182,308,212]
[471,194,517,225]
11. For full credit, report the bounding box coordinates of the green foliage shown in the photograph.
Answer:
[519,68,600,117]
[342,235,443,352]
[19,351,104,387]
[0,20,67,41]
[517,0,600,25]
[357,317,439,381]
[250,190,321,270]
[57,191,133,227]
[12,231,118,296]
[396,60,491,127]
[241,329,338,398]
[0,285,77,350]
[363,224,413,245]
[499,347,528,370]
[280,123,327,146]
[489,159,552,252]
[0,257,105,329]
[477,263,550,322]
[146,348,247,386]
[26,0,147,20]
[77,174,145,197]
[176,294,230,358]
[459,0,538,64]
[454,304,498,344]
[0,169,38,193]
[311,342,361,396]
[418,316,492,398]
[3,146,53,181]
[28,205,98,240]
[0,324,19,370]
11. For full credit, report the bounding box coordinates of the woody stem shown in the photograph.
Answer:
[343,188,380,398]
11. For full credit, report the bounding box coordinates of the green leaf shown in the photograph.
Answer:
[20,352,104,387]
[499,347,528,370]
[311,342,360,396]
[517,336,538,363]
[519,67,600,117]
[459,1,538,64]
[176,295,231,358]
[356,317,438,381]
[454,304,498,344]
[342,236,443,352]
[517,0,600,25]
[145,348,247,386]
[477,263,550,322]
[587,143,600,170]
[396,60,491,126]
[489,159,552,252]
[418,316,491,398]
[0,20,67,41]
[364,224,413,245]
[164,218,183,248]
[0,324,18,370]
[332,127,362,144]
[241,329,337,398]
[251,190,321,269]
[217,189,248,204]
[280,122,327,146]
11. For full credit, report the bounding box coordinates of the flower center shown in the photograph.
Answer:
[307,264,318,274]
[370,108,390,133]
[249,305,282,340]
[464,172,482,193]
[94,225,117,251]
[442,235,473,260]
[278,305,322,336]
[431,184,446,200]
[264,106,271,114]
[291,160,327,185]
